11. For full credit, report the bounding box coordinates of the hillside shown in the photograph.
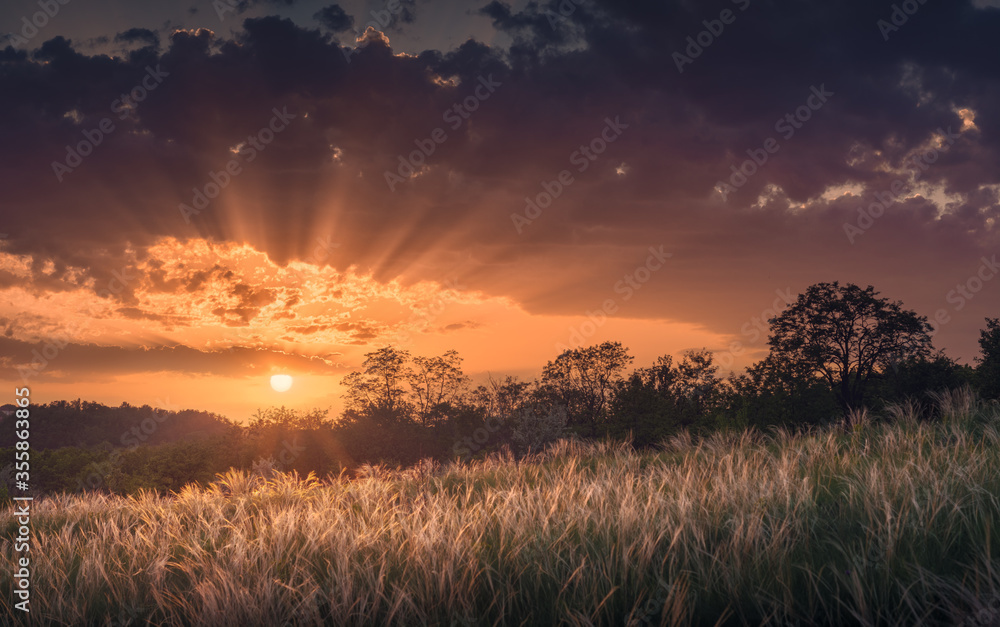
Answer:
[0,400,237,450]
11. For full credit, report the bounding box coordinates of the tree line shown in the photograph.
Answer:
[3,282,998,496]
[335,282,997,446]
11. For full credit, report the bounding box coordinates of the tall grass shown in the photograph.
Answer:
[3,392,1000,626]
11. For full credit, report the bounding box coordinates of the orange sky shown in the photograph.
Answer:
[0,237,735,420]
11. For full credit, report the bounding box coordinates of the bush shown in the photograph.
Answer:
[510,405,568,455]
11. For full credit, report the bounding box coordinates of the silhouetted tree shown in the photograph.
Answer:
[247,406,331,432]
[341,346,414,425]
[877,352,976,413]
[407,349,469,426]
[542,342,633,436]
[610,351,725,441]
[978,318,1000,400]
[471,375,533,421]
[609,356,678,445]
[768,282,933,419]
[724,354,839,430]
[674,349,723,417]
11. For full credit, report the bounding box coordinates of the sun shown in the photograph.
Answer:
[270,374,293,392]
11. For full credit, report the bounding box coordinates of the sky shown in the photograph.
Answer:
[0,0,998,421]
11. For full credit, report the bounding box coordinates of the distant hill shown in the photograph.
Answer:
[0,400,238,449]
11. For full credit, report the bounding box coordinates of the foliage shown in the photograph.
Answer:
[978,317,1000,400]
[340,346,471,429]
[247,406,332,432]
[767,282,933,415]
[0,399,236,449]
[723,354,840,430]
[540,341,633,436]
[407,349,469,426]
[471,375,533,422]
[608,351,725,445]
[509,405,568,454]
[876,352,977,414]
[340,346,414,425]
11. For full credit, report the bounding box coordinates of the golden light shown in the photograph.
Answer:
[270,374,293,392]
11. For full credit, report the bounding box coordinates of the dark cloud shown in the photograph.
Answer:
[349,0,418,32]
[0,337,340,380]
[314,4,354,33]
[114,27,160,49]
[221,0,299,16]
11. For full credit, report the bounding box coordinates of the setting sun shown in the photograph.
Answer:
[270,374,293,393]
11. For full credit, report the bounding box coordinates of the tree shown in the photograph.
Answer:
[977,318,1000,400]
[609,351,725,442]
[247,406,331,432]
[674,349,723,416]
[245,406,343,477]
[542,341,633,436]
[340,346,413,425]
[767,282,933,417]
[723,354,839,430]
[407,350,469,426]
[877,351,976,411]
[471,375,533,420]
[609,356,678,445]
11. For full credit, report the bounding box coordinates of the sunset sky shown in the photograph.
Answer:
[1,0,998,421]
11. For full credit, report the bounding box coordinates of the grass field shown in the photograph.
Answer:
[4,389,1000,626]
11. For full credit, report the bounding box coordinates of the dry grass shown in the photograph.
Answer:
[3,393,1000,626]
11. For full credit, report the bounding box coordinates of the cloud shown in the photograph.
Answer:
[114,27,160,50]
[0,0,996,367]
[0,336,340,381]
[314,4,354,33]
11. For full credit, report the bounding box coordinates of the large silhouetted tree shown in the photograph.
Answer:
[767,282,932,417]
